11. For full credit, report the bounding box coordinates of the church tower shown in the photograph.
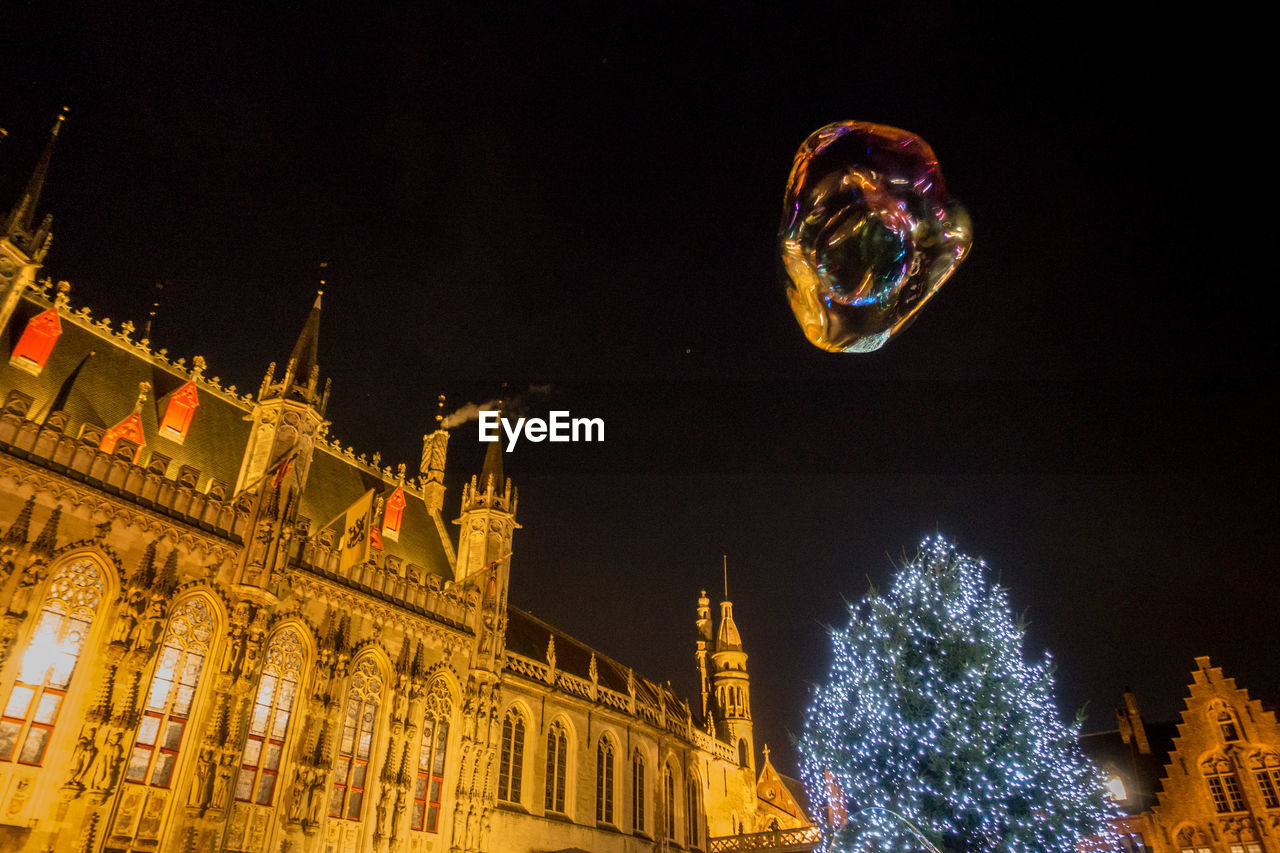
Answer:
[712,593,755,774]
[0,108,66,335]
[232,292,330,591]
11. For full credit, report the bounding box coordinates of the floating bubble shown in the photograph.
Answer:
[779,121,973,353]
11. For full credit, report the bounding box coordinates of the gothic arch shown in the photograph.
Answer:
[0,550,114,770]
[543,712,576,816]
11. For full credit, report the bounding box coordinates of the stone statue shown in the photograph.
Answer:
[94,730,124,790]
[70,726,99,785]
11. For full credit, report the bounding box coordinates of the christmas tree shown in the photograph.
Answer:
[799,536,1116,853]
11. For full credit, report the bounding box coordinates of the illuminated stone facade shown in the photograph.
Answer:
[0,123,809,852]
[1084,658,1280,853]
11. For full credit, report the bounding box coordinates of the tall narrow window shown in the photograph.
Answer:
[0,557,103,765]
[663,763,676,841]
[497,710,525,804]
[544,721,568,813]
[236,628,303,805]
[412,679,452,832]
[9,308,61,375]
[158,382,199,443]
[126,598,213,787]
[631,751,645,834]
[596,737,615,824]
[331,657,383,821]
[687,775,703,849]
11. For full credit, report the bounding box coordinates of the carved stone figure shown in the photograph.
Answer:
[70,726,99,786]
[93,730,124,790]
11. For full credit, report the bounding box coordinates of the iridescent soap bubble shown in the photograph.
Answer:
[779,121,973,353]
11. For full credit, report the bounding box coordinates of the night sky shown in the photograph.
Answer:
[2,5,1275,775]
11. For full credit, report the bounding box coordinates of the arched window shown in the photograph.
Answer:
[126,597,213,787]
[596,736,615,825]
[236,627,303,805]
[737,739,748,767]
[497,710,525,803]
[663,763,676,841]
[1209,700,1242,743]
[1250,752,1280,810]
[412,678,452,833]
[1203,755,1246,813]
[331,656,383,820]
[686,774,702,849]
[545,721,569,813]
[0,557,103,765]
[631,750,646,833]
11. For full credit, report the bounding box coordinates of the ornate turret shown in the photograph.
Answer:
[1,108,67,336]
[233,293,329,592]
[454,439,518,585]
[712,585,754,774]
[696,589,713,717]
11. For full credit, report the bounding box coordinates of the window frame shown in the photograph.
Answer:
[0,557,104,767]
[125,597,213,789]
[596,736,615,826]
[497,710,525,805]
[544,721,569,814]
[330,657,383,822]
[235,628,304,806]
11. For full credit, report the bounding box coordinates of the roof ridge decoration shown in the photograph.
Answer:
[24,278,256,409]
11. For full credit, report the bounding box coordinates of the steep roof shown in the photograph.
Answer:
[1,287,455,580]
[505,606,694,723]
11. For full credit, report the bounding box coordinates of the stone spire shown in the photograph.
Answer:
[4,107,66,261]
[258,292,328,411]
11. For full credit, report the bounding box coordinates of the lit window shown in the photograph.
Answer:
[544,722,568,813]
[158,382,199,443]
[1106,774,1127,801]
[1228,845,1263,853]
[9,309,61,375]
[632,751,646,833]
[330,657,382,820]
[497,710,525,804]
[596,737,615,825]
[235,628,303,805]
[126,598,213,787]
[381,487,405,542]
[412,679,452,833]
[0,558,103,765]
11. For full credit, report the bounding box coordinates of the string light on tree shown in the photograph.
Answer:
[799,535,1118,852]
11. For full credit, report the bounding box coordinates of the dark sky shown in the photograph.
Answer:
[2,4,1275,774]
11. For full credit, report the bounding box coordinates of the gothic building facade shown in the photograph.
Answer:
[0,118,810,852]
[1083,658,1280,853]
